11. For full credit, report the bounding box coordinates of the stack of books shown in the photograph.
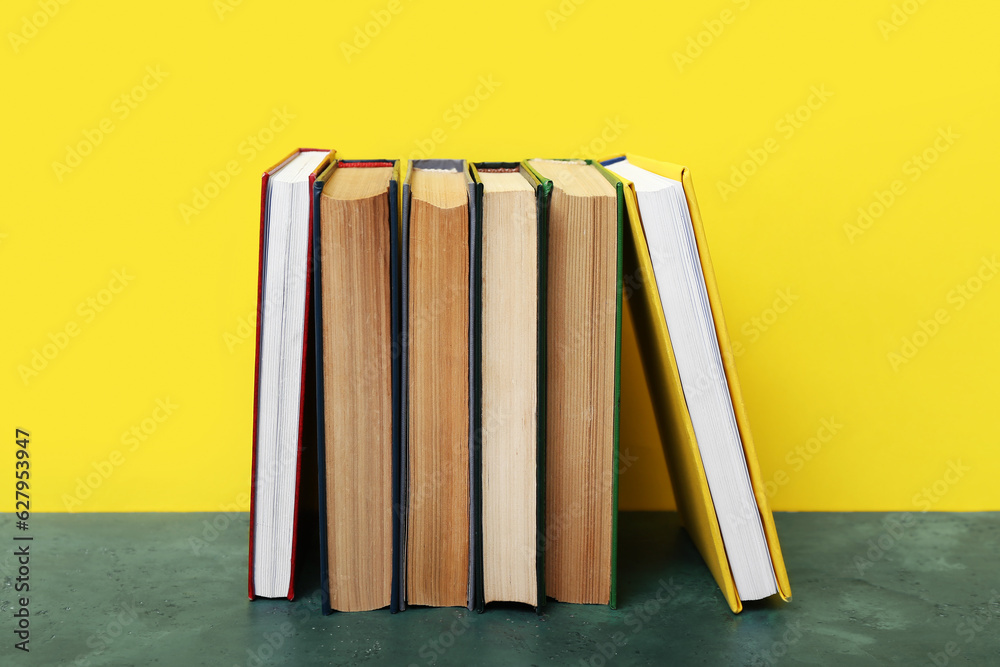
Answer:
[247,149,791,614]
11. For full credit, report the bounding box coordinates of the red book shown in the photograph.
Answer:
[248,148,333,600]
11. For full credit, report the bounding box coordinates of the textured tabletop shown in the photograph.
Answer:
[2,511,997,666]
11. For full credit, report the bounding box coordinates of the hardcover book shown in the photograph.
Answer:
[399,159,479,610]
[524,159,623,608]
[602,154,791,612]
[249,148,333,600]
[312,159,402,613]
[471,162,550,611]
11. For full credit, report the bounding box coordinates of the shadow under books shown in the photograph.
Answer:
[289,510,763,614]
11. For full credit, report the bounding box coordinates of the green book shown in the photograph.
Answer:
[524,159,623,609]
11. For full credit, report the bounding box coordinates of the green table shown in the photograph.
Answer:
[3,512,997,665]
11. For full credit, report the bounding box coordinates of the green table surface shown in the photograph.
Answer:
[2,512,997,666]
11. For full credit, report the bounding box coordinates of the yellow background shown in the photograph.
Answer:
[3,0,998,512]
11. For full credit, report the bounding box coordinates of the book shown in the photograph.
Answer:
[524,159,622,607]
[602,154,791,612]
[399,159,478,609]
[312,159,401,613]
[471,162,549,611]
[249,148,333,600]
[246,148,791,614]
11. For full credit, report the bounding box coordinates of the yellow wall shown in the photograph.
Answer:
[3,0,997,512]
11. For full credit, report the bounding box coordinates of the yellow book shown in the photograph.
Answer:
[603,154,791,612]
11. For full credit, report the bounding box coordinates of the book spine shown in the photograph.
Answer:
[397,172,412,612]
[609,180,624,610]
[313,167,332,614]
[587,160,625,608]
[534,177,552,612]
[469,171,484,613]
[247,166,272,600]
[389,167,403,614]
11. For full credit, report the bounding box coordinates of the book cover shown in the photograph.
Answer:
[312,159,401,614]
[522,159,622,609]
[470,161,551,612]
[602,153,791,612]
[399,159,479,611]
[249,147,333,601]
